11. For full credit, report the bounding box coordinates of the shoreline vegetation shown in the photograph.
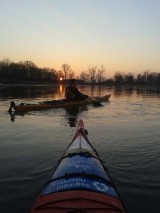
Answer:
[0,58,160,87]
[0,83,160,91]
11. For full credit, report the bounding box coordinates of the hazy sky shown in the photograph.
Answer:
[1,0,160,77]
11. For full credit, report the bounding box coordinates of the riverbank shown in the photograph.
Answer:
[1,79,160,92]
[1,82,160,89]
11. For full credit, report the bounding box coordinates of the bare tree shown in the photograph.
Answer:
[124,72,135,84]
[114,72,124,85]
[87,66,97,83]
[147,72,158,85]
[136,70,151,84]
[68,70,75,79]
[0,58,12,79]
[57,70,64,80]
[18,60,37,79]
[96,65,105,83]
[156,73,160,85]
[61,64,72,79]
[80,71,90,82]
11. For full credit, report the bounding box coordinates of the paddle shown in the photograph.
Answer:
[87,97,103,107]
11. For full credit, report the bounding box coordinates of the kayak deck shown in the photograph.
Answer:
[8,94,111,113]
[30,119,127,213]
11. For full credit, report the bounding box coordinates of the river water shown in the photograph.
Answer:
[0,84,160,213]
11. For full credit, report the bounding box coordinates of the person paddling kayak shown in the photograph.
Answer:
[65,79,88,101]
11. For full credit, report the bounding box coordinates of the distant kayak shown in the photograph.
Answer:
[8,94,111,113]
[30,119,127,213]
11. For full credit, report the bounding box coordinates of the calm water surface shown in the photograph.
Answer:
[0,84,160,213]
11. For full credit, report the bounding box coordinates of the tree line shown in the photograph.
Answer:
[0,58,160,85]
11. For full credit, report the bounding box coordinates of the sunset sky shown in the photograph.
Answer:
[1,0,160,77]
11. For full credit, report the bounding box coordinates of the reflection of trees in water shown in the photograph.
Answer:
[81,85,105,97]
[2,84,160,100]
[113,87,124,97]
[114,87,135,97]
[0,85,63,99]
[113,86,160,97]
[136,87,160,97]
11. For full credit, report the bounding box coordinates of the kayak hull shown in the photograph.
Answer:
[30,119,127,213]
[9,94,111,113]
